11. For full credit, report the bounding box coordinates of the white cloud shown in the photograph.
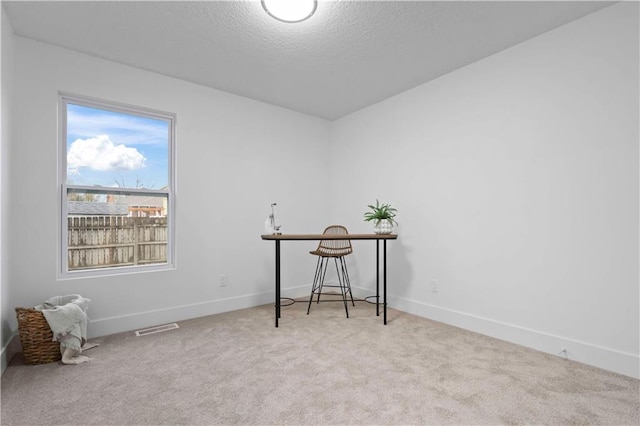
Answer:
[67,135,147,172]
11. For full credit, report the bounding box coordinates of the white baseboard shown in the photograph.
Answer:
[1,333,21,375]
[1,337,9,374]
[16,284,637,380]
[388,294,639,380]
[1,341,6,374]
[88,284,311,338]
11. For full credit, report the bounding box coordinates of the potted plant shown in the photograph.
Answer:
[364,200,397,234]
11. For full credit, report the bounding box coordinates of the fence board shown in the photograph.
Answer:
[68,216,167,270]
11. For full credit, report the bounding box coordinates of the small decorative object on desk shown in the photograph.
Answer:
[364,199,397,234]
[265,202,282,234]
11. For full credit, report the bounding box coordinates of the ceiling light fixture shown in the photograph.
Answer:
[262,0,317,23]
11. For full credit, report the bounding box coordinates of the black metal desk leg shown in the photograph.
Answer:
[275,240,281,327]
[384,239,387,325]
[376,239,380,316]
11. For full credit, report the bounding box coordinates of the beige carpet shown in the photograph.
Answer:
[1,300,638,425]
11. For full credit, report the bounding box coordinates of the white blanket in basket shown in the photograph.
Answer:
[36,294,90,352]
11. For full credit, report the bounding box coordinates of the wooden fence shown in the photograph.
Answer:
[68,216,167,270]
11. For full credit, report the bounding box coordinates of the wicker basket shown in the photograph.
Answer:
[15,307,61,365]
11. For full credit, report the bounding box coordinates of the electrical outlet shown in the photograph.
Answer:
[219,275,228,287]
[431,279,439,293]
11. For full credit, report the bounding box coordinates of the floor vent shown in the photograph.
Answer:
[135,323,180,337]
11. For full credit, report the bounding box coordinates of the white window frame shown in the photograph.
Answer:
[58,93,176,279]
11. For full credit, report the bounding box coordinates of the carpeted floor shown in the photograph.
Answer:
[1,300,638,425]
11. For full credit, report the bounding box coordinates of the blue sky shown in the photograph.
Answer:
[66,103,169,189]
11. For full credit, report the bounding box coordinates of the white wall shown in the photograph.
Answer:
[5,35,332,344]
[330,2,639,378]
[1,4,16,372]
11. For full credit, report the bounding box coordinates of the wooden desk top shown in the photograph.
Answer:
[261,233,398,241]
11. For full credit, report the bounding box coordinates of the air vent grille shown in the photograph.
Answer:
[135,323,179,337]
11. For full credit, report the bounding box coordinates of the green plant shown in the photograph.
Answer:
[363,200,398,225]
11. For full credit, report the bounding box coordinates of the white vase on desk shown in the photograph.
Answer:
[264,218,274,234]
[264,217,282,234]
[373,220,394,235]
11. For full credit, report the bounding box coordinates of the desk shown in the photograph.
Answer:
[261,233,398,327]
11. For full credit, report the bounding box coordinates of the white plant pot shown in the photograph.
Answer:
[373,220,394,235]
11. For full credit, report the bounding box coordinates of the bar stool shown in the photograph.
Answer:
[306,225,355,317]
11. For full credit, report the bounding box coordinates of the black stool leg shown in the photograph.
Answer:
[339,257,355,307]
[334,257,349,318]
[308,256,331,314]
[316,258,328,304]
[307,257,323,314]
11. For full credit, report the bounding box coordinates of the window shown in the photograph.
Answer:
[59,94,175,277]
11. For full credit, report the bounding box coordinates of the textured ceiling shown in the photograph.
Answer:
[4,1,615,120]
